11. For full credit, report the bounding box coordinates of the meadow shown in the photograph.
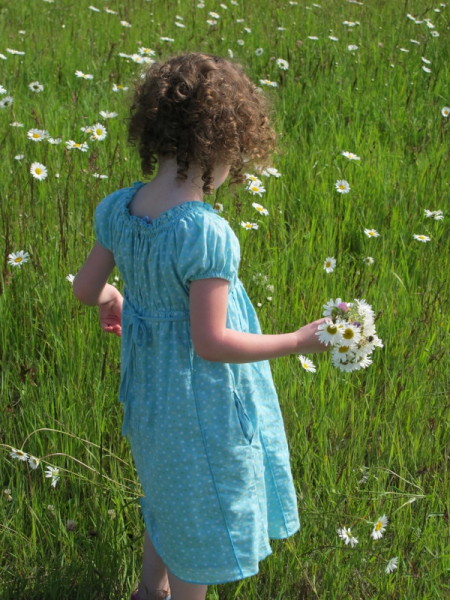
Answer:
[0,0,449,598]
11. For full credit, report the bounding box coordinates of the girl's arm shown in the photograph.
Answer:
[73,242,123,336]
[190,278,327,364]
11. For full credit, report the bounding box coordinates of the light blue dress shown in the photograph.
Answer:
[94,182,300,585]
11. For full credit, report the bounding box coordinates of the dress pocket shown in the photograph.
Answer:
[233,392,254,444]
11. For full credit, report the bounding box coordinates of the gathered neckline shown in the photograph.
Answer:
[122,182,216,234]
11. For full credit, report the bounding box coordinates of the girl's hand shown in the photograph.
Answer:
[98,288,123,337]
[294,318,329,354]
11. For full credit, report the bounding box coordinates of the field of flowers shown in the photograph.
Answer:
[0,0,448,598]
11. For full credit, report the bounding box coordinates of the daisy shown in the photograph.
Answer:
[75,70,93,79]
[0,96,13,108]
[341,151,360,160]
[246,182,266,196]
[28,81,44,92]
[371,514,388,540]
[441,107,450,117]
[252,202,269,215]
[10,121,24,127]
[47,137,62,144]
[66,274,75,283]
[112,83,129,92]
[65,140,89,151]
[160,37,175,42]
[120,20,131,27]
[45,466,60,488]
[316,320,344,346]
[347,44,359,51]
[104,7,118,14]
[307,36,319,40]
[276,58,289,70]
[92,173,108,179]
[422,66,432,73]
[138,47,156,57]
[6,48,25,55]
[413,234,431,242]
[337,527,358,547]
[100,110,118,119]
[424,209,443,220]
[364,228,380,238]
[90,123,107,141]
[335,179,350,193]
[260,167,281,177]
[298,355,316,373]
[30,162,48,180]
[213,202,224,212]
[322,298,346,316]
[28,456,41,470]
[209,11,220,18]
[240,221,259,230]
[340,323,362,346]
[27,128,49,142]
[385,557,399,574]
[323,257,336,273]
[328,35,339,41]
[430,31,440,37]
[421,57,431,64]
[259,79,278,88]
[0,85,7,94]
[88,5,101,11]
[363,256,375,265]
[255,48,264,56]
[14,154,25,161]
[245,174,262,184]
[10,448,29,461]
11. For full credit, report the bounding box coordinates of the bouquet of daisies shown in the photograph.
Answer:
[316,298,383,372]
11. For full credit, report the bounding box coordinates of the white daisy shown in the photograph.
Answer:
[363,256,375,265]
[385,557,399,574]
[255,48,264,56]
[441,107,450,117]
[276,58,289,70]
[28,81,44,93]
[99,110,118,118]
[10,448,29,461]
[422,66,432,73]
[240,221,259,230]
[316,320,344,346]
[347,44,359,51]
[10,121,24,127]
[30,162,48,180]
[90,123,107,141]
[337,527,358,547]
[260,167,281,177]
[75,70,93,79]
[424,209,443,220]
[66,274,75,283]
[28,456,41,470]
[0,96,14,108]
[112,83,129,92]
[0,85,7,94]
[45,466,60,488]
[323,257,336,273]
[259,79,278,88]
[27,128,49,142]
[47,137,62,144]
[371,514,388,540]
[413,234,431,242]
[65,140,89,151]
[341,151,360,160]
[246,182,266,196]
[252,202,269,216]
[364,228,380,238]
[335,179,350,193]
[298,355,316,373]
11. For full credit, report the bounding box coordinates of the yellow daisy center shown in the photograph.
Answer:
[338,346,350,353]
[32,133,40,138]
[375,521,383,531]
[343,328,355,340]
[326,325,338,335]
[35,168,42,175]
[14,257,23,263]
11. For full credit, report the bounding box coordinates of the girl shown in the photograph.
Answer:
[73,53,327,600]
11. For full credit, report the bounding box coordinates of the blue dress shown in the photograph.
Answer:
[94,182,300,585]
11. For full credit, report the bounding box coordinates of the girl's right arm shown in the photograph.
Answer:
[189,278,328,364]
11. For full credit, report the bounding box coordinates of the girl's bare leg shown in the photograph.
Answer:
[167,570,207,600]
[137,531,170,599]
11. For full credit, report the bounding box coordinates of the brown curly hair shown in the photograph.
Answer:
[128,52,276,194]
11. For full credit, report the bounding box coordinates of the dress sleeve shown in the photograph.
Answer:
[94,189,122,251]
[178,211,240,286]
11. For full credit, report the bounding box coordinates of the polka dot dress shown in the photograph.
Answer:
[94,182,300,585]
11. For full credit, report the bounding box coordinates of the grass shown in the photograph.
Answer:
[0,0,449,598]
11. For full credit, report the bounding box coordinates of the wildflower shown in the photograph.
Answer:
[413,234,431,242]
[340,323,362,346]
[337,527,358,547]
[4,489,12,501]
[14,154,25,161]
[316,320,344,346]
[0,85,6,94]
[323,257,336,273]
[276,58,289,70]
[0,96,13,108]
[66,140,89,151]
[307,36,319,40]
[30,162,48,181]
[160,37,175,42]
[100,110,118,118]
[66,274,75,283]
[298,355,316,373]
[92,173,108,179]
[209,11,220,18]
[88,5,101,11]
[421,57,431,65]
[322,298,346,317]
[246,182,266,196]
[335,180,350,193]
[364,228,380,237]
[120,20,131,27]
[104,7,118,14]
[347,45,359,51]
[260,167,281,177]
[6,48,25,55]
[255,48,264,56]
[28,81,44,92]
[10,448,29,461]
[363,256,375,265]
[237,39,245,46]
[240,221,259,230]
[245,174,262,184]
[108,508,116,519]
[112,83,129,92]
[342,151,360,160]
[424,209,443,220]
[213,202,224,212]
[385,557,399,574]
[422,66,432,73]
[259,79,278,88]
[27,128,49,142]
[371,514,388,540]
[329,35,339,41]
[45,466,60,487]
[75,70,93,79]
[441,107,450,117]
[252,202,269,216]
[65,519,77,531]
[138,47,156,57]
[430,30,440,37]
[28,456,41,470]
[90,123,107,141]
[10,121,24,127]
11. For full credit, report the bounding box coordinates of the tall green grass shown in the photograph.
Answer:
[1,1,448,598]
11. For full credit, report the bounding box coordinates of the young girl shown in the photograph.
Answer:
[74,53,327,600]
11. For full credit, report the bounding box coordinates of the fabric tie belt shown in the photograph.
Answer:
[120,305,190,435]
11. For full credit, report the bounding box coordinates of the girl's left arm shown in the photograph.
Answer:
[73,242,123,336]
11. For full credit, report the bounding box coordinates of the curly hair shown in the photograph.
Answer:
[128,52,276,194]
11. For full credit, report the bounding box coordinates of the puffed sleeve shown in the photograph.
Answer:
[94,188,123,251]
[177,210,241,288]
